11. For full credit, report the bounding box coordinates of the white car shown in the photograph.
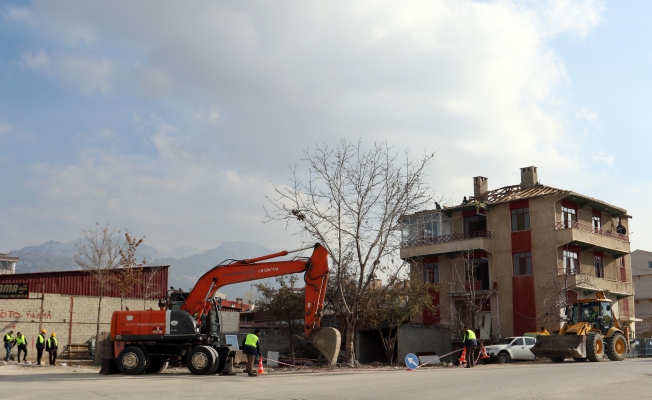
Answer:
[484,336,537,364]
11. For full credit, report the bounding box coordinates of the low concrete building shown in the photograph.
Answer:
[0,253,18,275]
[401,167,635,340]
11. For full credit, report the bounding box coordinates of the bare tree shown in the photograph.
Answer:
[539,258,596,326]
[74,222,126,341]
[112,233,146,310]
[141,263,166,310]
[449,250,496,339]
[265,139,435,364]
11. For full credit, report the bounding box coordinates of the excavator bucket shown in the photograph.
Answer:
[530,335,586,359]
[311,327,341,366]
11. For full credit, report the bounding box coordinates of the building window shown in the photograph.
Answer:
[513,252,532,276]
[401,212,451,242]
[563,250,579,275]
[424,262,439,284]
[511,208,530,232]
[648,261,652,269]
[561,206,577,228]
[464,215,487,235]
[592,214,601,232]
[595,256,604,278]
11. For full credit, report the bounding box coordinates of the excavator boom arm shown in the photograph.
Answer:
[180,243,329,338]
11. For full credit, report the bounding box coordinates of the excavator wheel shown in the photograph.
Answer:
[145,356,169,374]
[187,345,218,375]
[605,332,627,361]
[586,332,604,362]
[117,346,149,375]
[207,347,221,374]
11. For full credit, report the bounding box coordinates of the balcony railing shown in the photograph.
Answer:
[555,221,629,242]
[401,230,492,248]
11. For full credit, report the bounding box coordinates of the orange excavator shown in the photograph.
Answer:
[109,243,341,375]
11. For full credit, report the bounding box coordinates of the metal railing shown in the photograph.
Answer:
[555,221,629,242]
[401,230,492,248]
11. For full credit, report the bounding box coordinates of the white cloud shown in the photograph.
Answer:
[4,0,610,250]
[0,123,11,136]
[4,6,36,25]
[543,0,606,38]
[576,107,598,124]
[22,50,52,74]
[22,50,115,94]
[57,55,115,94]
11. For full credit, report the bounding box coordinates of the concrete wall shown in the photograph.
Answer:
[0,293,158,360]
[396,325,453,364]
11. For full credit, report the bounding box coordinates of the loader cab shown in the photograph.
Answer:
[570,300,614,332]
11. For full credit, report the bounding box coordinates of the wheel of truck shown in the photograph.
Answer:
[497,352,511,364]
[605,332,627,361]
[118,346,148,375]
[187,346,217,375]
[586,332,604,362]
[207,347,221,374]
[573,358,587,362]
[550,357,565,363]
[145,356,169,374]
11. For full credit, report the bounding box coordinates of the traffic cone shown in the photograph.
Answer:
[257,357,265,375]
[458,348,467,367]
[480,343,490,360]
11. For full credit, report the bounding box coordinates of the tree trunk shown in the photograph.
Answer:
[345,320,356,364]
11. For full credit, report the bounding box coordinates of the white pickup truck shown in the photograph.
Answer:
[484,336,537,363]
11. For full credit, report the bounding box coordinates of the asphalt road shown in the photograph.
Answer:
[2,358,652,400]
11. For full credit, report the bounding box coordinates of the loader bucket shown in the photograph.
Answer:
[530,335,586,359]
[311,327,341,366]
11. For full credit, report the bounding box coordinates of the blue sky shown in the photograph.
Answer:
[1,0,650,253]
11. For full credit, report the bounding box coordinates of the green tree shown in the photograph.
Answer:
[363,276,436,364]
[252,276,304,364]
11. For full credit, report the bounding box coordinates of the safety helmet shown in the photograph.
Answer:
[51,332,56,337]
[41,329,46,334]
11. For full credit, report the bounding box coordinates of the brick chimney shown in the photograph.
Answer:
[473,176,489,199]
[520,166,538,188]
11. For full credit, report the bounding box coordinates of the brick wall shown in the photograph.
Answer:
[0,293,158,360]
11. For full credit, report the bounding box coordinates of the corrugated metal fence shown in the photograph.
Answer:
[0,266,169,299]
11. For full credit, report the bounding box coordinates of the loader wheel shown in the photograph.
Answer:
[550,357,565,363]
[145,356,169,374]
[187,346,217,375]
[586,332,604,362]
[118,346,148,375]
[605,332,627,361]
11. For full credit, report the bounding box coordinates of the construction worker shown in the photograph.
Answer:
[241,329,262,377]
[15,332,27,362]
[3,330,15,362]
[36,329,46,365]
[462,325,477,368]
[45,332,58,366]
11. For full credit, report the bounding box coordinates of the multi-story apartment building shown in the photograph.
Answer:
[631,249,652,336]
[0,253,19,274]
[401,167,636,340]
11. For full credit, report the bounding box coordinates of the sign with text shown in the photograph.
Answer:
[0,283,29,299]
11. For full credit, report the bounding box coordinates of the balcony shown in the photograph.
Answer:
[567,273,634,297]
[400,231,493,259]
[555,221,630,256]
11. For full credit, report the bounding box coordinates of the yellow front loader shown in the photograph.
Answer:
[531,292,630,362]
